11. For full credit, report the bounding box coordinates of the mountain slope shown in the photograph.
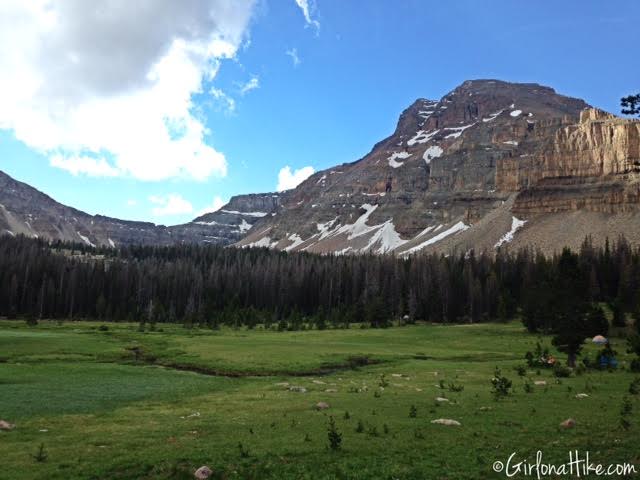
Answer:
[237,79,640,255]
[0,170,282,247]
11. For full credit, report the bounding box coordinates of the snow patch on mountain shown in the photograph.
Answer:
[495,217,526,248]
[221,210,268,217]
[408,129,439,146]
[284,233,304,251]
[362,220,407,254]
[482,110,503,122]
[238,219,252,233]
[444,124,475,139]
[402,221,470,255]
[388,151,412,168]
[77,232,95,247]
[423,146,443,164]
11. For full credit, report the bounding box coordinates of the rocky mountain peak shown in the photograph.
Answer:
[237,79,638,255]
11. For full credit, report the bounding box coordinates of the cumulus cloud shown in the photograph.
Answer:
[50,154,119,177]
[0,0,256,181]
[293,0,319,31]
[239,76,260,95]
[277,165,314,192]
[286,48,301,67]
[196,196,227,217]
[149,194,194,216]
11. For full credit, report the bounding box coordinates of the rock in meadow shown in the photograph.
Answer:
[288,386,307,393]
[324,388,338,393]
[194,465,213,479]
[0,420,15,431]
[315,402,330,410]
[575,393,589,399]
[435,397,450,403]
[430,418,461,426]
[560,418,576,429]
[534,380,547,386]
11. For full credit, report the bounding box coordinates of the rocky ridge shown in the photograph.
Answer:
[0,170,282,247]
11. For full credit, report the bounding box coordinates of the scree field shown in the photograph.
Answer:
[0,320,638,480]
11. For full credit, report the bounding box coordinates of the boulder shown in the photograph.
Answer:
[324,388,338,393]
[575,393,589,399]
[0,420,15,431]
[194,466,213,479]
[560,418,576,429]
[435,397,450,403]
[315,402,330,410]
[534,380,547,386]
[430,418,461,426]
[288,386,307,393]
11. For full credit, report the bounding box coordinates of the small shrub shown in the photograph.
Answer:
[414,429,424,439]
[238,442,250,458]
[523,380,534,394]
[355,420,364,433]
[98,325,109,332]
[383,424,390,435]
[343,411,351,420]
[629,378,640,395]
[620,397,632,431]
[304,433,311,442]
[514,365,527,376]
[525,342,553,368]
[367,425,379,437]
[373,390,381,398]
[553,363,572,378]
[409,405,417,418]
[491,367,512,400]
[448,382,464,392]
[378,374,389,388]
[31,443,48,463]
[327,416,342,451]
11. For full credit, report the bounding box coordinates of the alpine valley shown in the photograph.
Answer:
[2,79,639,255]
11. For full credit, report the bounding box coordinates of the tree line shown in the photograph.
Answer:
[0,235,638,335]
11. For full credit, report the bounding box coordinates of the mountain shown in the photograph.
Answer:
[2,79,639,254]
[0,170,282,247]
[237,79,640,255]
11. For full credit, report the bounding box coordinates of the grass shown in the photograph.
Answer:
[0,320,638,479]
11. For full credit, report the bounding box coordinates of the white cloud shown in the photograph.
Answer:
[210,87,236,113]
[277,165,314,192]
[126,199,137,206]
[50,154,119,177]
[0,0,257,182]
[239,76,259,95]
[196,196,227,217]
[286,48,301,67]
[293,0,320,31]
[149,194,194,216]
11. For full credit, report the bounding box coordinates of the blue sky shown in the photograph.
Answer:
[0,0,638,225]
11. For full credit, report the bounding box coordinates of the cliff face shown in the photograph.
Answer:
[497,109,640,214]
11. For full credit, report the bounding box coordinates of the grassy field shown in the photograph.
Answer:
[0,320,638,479]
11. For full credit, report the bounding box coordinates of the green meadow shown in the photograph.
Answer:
[0,320,638,479]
